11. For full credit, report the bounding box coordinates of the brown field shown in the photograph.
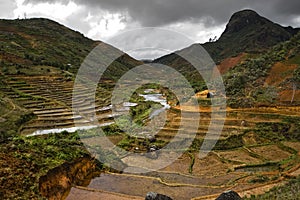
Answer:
[84,104,298,200]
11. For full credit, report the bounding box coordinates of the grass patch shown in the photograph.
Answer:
[188,152,195,174]
[245,176,300,200]
[213,134,244,150]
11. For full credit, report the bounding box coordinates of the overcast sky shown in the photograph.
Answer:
[1,0,300,59]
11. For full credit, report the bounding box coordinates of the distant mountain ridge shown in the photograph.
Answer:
[1,11,300,107]
[156,10,299,64]
[153,9,300,92]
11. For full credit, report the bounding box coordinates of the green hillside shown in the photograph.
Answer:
[0,18,141,79]
[0,18,142,199]
[0,17,142,138]
[154,10,300,93]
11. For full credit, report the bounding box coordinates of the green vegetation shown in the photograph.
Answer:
[245,176,300,200]
[235,162,280,172]
[188,152,195,174]
[101,124,124,136]
[154,10,299,97]
[248,175,271,184]
[130,101,162,125]
[0,18,95,74]
[255,122,290,142]
[189,138,204,151]
[205,10,297,62]
[0,93,35,142]
[117,135,139,151]
[214,135,244,150]
[224,32,300,107]
[12,131,88,172]
[0,131,91,199]
[254,117,300,142]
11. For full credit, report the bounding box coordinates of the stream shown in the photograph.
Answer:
[28,90,170,136]
[139,89,170,119]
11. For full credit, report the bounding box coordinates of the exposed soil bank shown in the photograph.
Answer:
[39,155,97,200]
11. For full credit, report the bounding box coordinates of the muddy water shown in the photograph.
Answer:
[139,92,170,119]
[65,153,235,200]
[67,172,223,200]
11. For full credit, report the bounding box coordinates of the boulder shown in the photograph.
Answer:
[146,145,159,159]
[215,190,242,200]
[146,134,156,143]
[145,192,173,200]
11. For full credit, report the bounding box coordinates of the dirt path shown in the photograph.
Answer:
[1,97,26,119]
[1,97,16,118]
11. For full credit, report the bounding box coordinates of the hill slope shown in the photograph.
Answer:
[156,9,299,63]
[154,10,299,101]
[224,32,300,107]
[154,10,300,92]
[0,18,142,139]
[206,9,299,61]
[0,18,141,79]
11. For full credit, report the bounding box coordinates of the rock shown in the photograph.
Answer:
[150,147,156,152]
[215,190,242,200]
[240,120,247,126]
[149,145,158,151]
[146,145,159,159]
[145,192,173,200]
[146,134,156,143]
[207,92,214,98]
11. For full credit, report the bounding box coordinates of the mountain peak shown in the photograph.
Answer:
[207,9,299,61]
[231,9,260,18]
[223,9,269,35]
[155,9,300,70]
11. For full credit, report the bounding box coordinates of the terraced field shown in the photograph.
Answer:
[66,105,300,200]
[1,73,299,199]
[1,74,115,135]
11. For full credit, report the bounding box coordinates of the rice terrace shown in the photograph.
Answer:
[0,3,300,200]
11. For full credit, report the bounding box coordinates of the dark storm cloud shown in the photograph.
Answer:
[247,0,300,26]
[24,0,300,27]
[0,0,16,18]
[272,0,300,15]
